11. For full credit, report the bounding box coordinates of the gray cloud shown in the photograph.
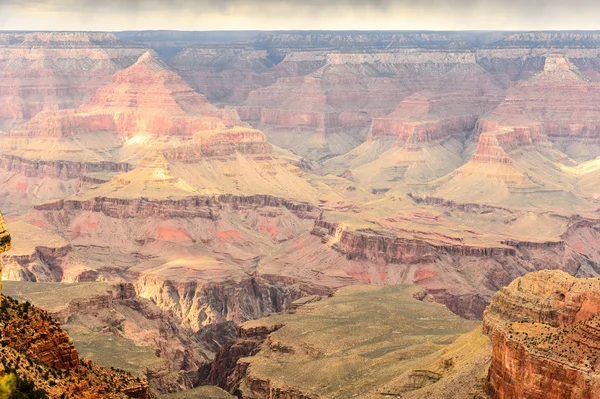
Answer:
[1,0,600,31]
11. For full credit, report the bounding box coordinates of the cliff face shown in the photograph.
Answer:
[484,270,600,399]
[135,273,319,332]
[0,154,131,180]
[35,194,315,218]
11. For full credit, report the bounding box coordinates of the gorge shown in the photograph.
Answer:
[2,30,600,398]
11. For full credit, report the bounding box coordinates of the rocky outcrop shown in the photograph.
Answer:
[0,296,78,369]
[0,212,9,302]
[35,194,316,219]
[484,270,600,399]
[10,52,242,139]
[161,129,272,160]
[312,219,516,265]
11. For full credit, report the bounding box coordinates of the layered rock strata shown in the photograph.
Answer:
[484,270,600,399]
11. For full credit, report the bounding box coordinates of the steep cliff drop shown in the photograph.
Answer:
[484,270,600,399]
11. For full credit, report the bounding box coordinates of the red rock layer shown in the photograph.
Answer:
[162,129,272,160]
[80,51,241,126]
[238,72,405,136]
[310,214,600,320]
[0,295,151,398]
[484,270,600,399]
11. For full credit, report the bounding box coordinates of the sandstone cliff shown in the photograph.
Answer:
[484,270,600,399]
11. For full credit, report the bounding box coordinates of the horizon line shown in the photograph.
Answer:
[4,29,600,33]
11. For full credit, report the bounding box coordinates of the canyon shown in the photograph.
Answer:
[3,30,600,398]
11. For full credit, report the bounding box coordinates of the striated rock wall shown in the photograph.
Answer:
[35,194,316,219]
[161,129,272,160]
[0,294,151,398]
[484,270,600,399]
[369,115,478,143]
[311,216,600,319]
[0,154,131,180]
[312,219,516,265]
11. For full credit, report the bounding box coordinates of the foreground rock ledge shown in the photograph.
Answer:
[483,270,600,399]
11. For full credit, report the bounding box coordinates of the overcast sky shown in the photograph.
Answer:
[1,0,600,31]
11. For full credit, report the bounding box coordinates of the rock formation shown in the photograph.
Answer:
[484,270,600,399]
[6,30,600,399]
[10,51,242,138]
